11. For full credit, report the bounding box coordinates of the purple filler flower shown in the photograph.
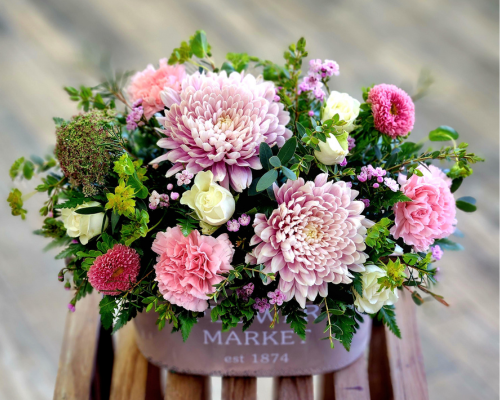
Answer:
[253,298,271,313]
[67,303,76,313]
[431,245,444,261]
[268,289,286,306]
[236,283,254,301]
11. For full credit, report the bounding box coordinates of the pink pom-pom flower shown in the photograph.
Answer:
[151,71,292,192]
[248,174,372,308]
[88,244,141,295]
[391,165,457,252]
[367,84,415,138]
[152,226,235,312]
[127,59,186,120]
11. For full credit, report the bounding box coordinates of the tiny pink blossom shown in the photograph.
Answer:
[236,283,254,301]
[268,289,286,306]
[176,170,193,186]
[167,183,173,190]
[227,219,240,232]
[308,110,315,117]
[373,183,379,188]
[347,137,356,151]
[360,199,370,208]
[339,158,348,167]
[170,192,179,200]
[384,177,399,192]
[71,239,79,244]
[67,303,75,313]
[238,214,251,226]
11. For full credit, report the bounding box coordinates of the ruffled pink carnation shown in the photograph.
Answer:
[367,84,415,138]
[249,174,372,308]
[391,165,457,252]
[88,244,141,295]
[152,226,234,312]
[152,71,292,192]
[127,59,186,120]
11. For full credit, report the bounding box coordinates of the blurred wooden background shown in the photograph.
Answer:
[0,0,498,399]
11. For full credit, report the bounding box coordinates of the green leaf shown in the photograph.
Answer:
[450,177,463,193]
[269,156,281,168]
[99,296,117,331]
[178,312,198,342]
[74,206,105,215]
[434,238,464,251]
[429,126,459,141]
[277,137,297,165]
[22,160,35,180]
[111,211,120,234]
[55,244,86,260]
[256,169,278,192]
[456,197,477,212]
[411,291,425,305]
[9,157,25,180]
[296,122,306,137]
[377,305,401,339]
[128,172,148,199]
[259,142,273,170]
[281,166,297,181]
[190,30,208,58]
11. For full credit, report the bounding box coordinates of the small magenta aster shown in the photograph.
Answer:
[367,84,415,138]
[236,282,254,301]
[227,219,240,232]
[238,214,251,226]
[152,71,291,192]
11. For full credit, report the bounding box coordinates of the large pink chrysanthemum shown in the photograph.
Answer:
[151,71,292,192]
[367,84,415,138]
[248,174,372,308]
[391,165,456,252]
[88,244,141,295]
[127,59,186,120]
[152,226,234,312]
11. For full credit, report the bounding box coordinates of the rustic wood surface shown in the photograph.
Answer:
[273,376,313,400]
[222,377,257,400]
[0,1,498,399]
[165,373,211,400]
[321,355,371,400]
[52,292,101,400]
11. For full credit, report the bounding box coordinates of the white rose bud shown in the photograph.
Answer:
[322,91,360,133]
[61,201,108,245]
[180,171,235,226]
[314,133,349,165]
[353,265,399,314]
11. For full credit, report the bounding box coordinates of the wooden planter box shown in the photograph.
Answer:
[53,292,428,400]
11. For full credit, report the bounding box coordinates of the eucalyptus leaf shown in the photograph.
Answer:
[75,206,106,215]
[429,126,459,141]
[277,137,297,165]
[256,169,278,192]
[259,142,273,170]
[281,166,297,181]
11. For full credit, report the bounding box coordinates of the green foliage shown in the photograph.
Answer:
[455,196,477,212]
[9,157,25,180]
[210,293,256,332]
[377,305,401,338]
[282,303,308,341]
[178,311,198,342]
[428,126,459,141]
[99,296,118,330]
[34,218,66,239]
[121,209,149,246]
[221,53,259,73]
[365,218,395,260]
[7,188,27,219]
[317,299,361,351]
[177,216,198,237]
[64,85,111,112]
[378,258,407,291]
[168,30,212,65]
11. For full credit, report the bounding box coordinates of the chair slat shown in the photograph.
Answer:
[53,292,101,400]
[322,355,370,400]
[165,373,211,400]
[110,323,149,400]
[385,293,429,400]
[273,376,313,400]
[222,377,257,400]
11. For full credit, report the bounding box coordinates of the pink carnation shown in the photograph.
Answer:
[88,244,141,295]
[127,59,186,120]
[152,226,234,312]
[391,165,457,252]
[367,84,415,138]
[151,71,292,192]
[249,174,372,308]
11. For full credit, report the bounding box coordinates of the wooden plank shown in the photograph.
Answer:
[273,376,313,400]
[110,323,149,400]
[53,292,101,400]
[320,355,370,400]
[165,373,211,400]
[385,293,429,400]
[222,377,257,400]
[368,324,392,400]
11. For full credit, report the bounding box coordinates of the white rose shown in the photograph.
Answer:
[314,134,349,165]
[353,265,399,314]
[321,91,360,133]
[180,171,235,226]
[61,201,108,245]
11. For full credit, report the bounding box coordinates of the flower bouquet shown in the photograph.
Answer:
[8,31,483,375]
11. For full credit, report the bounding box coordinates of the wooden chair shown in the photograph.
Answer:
[53,292,428,400]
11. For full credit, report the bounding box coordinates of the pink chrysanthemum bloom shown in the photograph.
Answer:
[367,84,415,138]
[249,174,372,308]
[127,59,186,120]
[391,165,457,252]
[152,71,292,192]
[152,226,234,312]
[88,244,141,295]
